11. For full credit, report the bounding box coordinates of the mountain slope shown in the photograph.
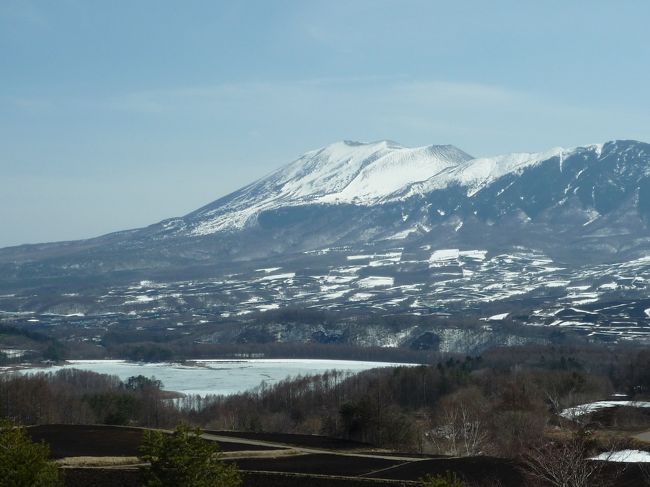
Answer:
[160,139,650,243]
[2,139,650,283]
[180,140,473,236]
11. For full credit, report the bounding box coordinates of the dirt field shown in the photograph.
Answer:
[364,456,524,484]
[205,429,372,450]
[24,424,650,487]
[27,425,146,458]
[26,424,282,458]
[230,453,403,477]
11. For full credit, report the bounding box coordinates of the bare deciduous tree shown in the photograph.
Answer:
[638,462,650,485]
[430,388,489,456]
[521,432,621,487]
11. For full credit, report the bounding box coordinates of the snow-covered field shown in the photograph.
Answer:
[15,359,416,397]
[560,400,650,419]
[591,450,650,462]
[4,244,650,348]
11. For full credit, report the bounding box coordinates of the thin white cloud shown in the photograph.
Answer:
[7,77,650,157]
[103,78,535,115]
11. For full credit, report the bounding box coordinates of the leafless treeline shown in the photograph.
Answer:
[0,369,182,427]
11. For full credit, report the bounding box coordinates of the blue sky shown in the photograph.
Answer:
[2,0,650,247]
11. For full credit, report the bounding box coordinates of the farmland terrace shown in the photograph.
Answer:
[25,424,649,487]
[5,247,650,361]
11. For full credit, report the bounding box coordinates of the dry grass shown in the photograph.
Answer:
[221,449,303,459]
[56,449,303,468]
[56,456,143,467]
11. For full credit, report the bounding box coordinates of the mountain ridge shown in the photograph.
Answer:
[2,139,650,280]
[181,140,473,236]
[166,138,649,240]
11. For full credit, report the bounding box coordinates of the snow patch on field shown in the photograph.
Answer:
[543,280,570,288]
[429,249,460,263]
[486,313,509,321]
[357,276,394,288]
[461,250,487,260]
[599,282,618,290]
[590,450,650,462]
[324,275,357,284]
[321,289,348,300]
[257,273,296,282]
[561,401,650,419]
[257,304,280,312]
[428,249,486,265]
[256,267,282,273]
[124,295,158,304]
[348,292,373,301]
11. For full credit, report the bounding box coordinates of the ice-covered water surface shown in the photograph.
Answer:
[16,359,416,396]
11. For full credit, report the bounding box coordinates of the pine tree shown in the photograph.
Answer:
[139,424,241,487]
[0,419,62,487]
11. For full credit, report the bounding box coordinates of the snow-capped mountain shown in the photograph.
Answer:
[2,139,650,280]
[160,140,584,237]
[4,138,650,349]
[150,139,646,240]
[140,138,650,260]
[179,140,473,236]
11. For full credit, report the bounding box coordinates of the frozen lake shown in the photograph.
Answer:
[16,359,416,396]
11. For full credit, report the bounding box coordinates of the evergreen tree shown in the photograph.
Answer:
[0,419,62,487]
[420,471,465,487]
[139,424,241,487]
